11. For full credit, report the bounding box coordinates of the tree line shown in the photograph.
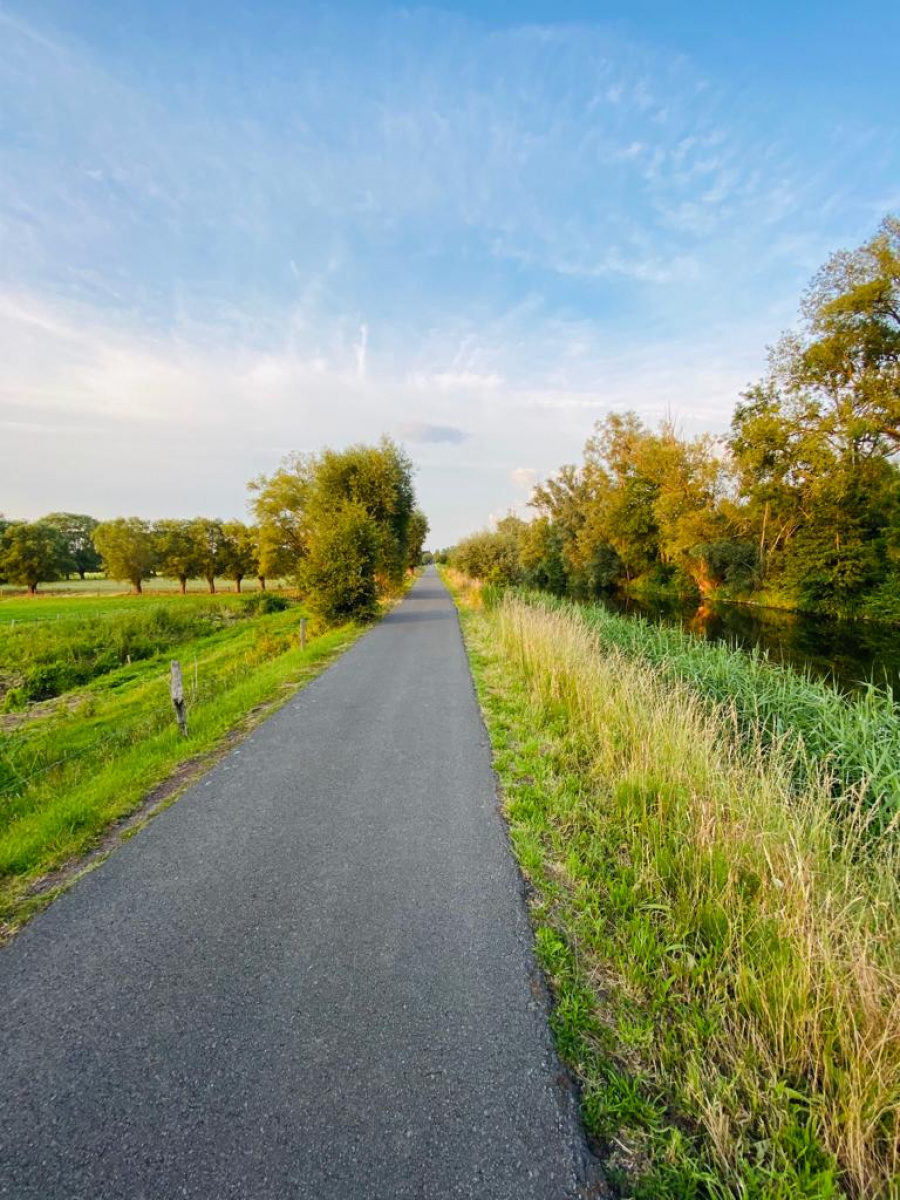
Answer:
[1,439,429,621]
[451,215,900,621]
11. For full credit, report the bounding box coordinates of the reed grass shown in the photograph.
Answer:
[520,589,900,832]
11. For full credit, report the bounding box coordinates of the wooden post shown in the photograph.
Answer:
[170,660,188,737]
[300,618,308,652]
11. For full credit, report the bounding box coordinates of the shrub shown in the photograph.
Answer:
[242,592,291,615]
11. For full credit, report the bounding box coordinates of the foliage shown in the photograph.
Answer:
[187,517,226,593]
[251,437,422,621]
[301,501,381,622]
[154,519,200,592]
[0,522,68,594]
[39,513,101,578]
[449,216,900,620]
[451,516,527,585]
[92,518,157,593]
[220,521,258,592]
[406,509,430,570]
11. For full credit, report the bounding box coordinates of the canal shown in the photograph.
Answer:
[596,591,900,696]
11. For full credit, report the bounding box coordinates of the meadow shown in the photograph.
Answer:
[0,585,361,934]
[447,571,900,1200]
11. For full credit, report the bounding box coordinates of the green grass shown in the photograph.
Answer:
[518,589,900,833]
[445,573,900,1199]
[0,597,362,930]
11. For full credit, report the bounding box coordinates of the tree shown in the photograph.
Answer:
[309,438,416,588]
[248,454,315,583]
[39,513,101,579]
[798,214,900,454]
[249,438,420,620]
[220,521,258,593]
[406,509,429,570]
[155,519,200,593]
[188,518,225,594]
[301,501,380,622]
[92,518,156,594]
[452,516,526,585]
[0,521,68,594]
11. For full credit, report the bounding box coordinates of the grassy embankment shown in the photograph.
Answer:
[445,570,899,1200]
[0,590,365,935]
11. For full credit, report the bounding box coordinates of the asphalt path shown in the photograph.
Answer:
[0,567,602,1199]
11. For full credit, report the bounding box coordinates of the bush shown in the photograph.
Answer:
[242,592,291,615]
[24,661,78,702]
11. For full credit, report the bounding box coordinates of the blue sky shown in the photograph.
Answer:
[1,2,898,546]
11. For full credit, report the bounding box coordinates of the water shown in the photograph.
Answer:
[594,591,900,697]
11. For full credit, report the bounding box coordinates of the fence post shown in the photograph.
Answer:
[170,660,188,737]
[300,618,308,652]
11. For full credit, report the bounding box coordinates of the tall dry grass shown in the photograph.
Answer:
[492,595,900,1197]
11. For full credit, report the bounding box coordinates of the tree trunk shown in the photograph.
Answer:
[179,577,187,595]
[235,577,242,594]
[207,577,216,595]
[258,576,266,591]
[28,582,37,596]
[132,580,143,595]
[79,570,86,580]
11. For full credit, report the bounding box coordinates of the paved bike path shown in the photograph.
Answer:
[0,567,600,1198]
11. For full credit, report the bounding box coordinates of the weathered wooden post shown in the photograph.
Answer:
[300,618,308,652]
[170,660,188,737]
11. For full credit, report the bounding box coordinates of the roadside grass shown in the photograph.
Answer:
[517,589,900,833]
[446,574,900,1199]
[0,603,362,932]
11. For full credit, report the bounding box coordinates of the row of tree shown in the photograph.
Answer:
[452,215,900,620]
[1,439,429,621]
[0,515,267,596]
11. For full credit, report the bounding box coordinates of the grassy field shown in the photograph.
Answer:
[446,572,900,1199]
[0,588,363,935]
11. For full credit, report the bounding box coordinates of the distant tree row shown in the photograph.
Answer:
[0,515,264,596]
[1,437,430,621]
[451,215,900,621]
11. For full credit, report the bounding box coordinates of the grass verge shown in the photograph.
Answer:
[445,572,900,1199]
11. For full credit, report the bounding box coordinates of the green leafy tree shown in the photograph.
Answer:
[40,513,101,579]
[452,516,525,585]
[249,438,419,620]
[188,518,225,594]
[0,521,68,594]
[406,509,430,569]
[301,501,380,622]
[248,454,315,582]
[155,519,201,593]
[92,518,156,594]
[220,521,259,593]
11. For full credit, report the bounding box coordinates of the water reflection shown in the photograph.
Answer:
[595,592,900,696]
